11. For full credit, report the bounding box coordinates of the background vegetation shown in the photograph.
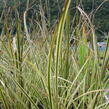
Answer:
[0,0,109,39]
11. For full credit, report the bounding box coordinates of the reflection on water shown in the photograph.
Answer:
[97,42,107,51]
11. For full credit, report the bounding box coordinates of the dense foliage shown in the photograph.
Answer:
[0,0,109,109]
[0,0,109,37]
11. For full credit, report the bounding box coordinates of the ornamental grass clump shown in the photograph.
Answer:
[0,0,109,109]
